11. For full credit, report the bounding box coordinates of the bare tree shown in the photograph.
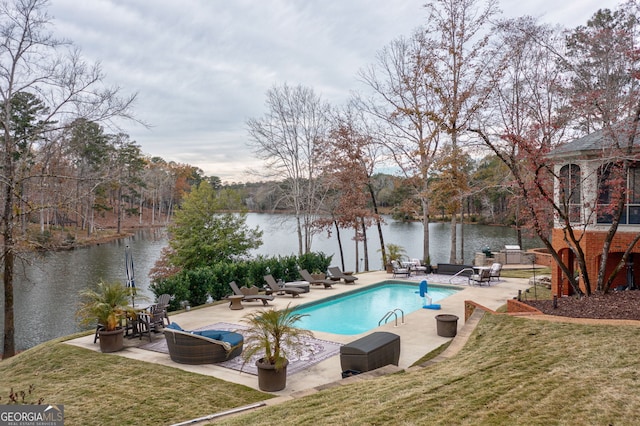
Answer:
[247,83,330,255]
[315,104,386,272]
[0,0,136,359]
[472,3,640,295]
[357,32,441,264]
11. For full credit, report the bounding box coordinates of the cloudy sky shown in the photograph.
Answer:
[48,0,620,182]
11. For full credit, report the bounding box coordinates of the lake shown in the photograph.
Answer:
[1,214,538,352]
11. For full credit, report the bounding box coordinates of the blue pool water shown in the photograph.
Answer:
[293,281,459,335]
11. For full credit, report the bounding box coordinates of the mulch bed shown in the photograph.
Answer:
[524,290,640,320]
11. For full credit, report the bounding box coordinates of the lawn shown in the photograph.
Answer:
[218,313,640,425]
[0,336,272,425]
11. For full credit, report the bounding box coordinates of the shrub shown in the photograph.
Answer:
[150,252,334,306]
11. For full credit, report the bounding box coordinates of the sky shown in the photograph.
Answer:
[47,0,621,183]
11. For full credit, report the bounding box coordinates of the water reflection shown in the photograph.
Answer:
[3,228,166,352]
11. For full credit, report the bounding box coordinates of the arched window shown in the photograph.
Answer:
[559,164,581,222]
[597,162,640,224]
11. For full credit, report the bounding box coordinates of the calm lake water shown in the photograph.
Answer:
[1,214,539,352]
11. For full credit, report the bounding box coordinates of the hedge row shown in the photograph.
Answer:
[150,252,333,311]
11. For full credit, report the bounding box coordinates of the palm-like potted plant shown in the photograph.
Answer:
[241,304,313,392]
[380,243,406,273]
[76,280,135,353]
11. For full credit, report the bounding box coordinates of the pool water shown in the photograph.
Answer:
[293,281,459,335]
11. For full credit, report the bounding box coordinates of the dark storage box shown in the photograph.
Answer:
[340,331,400,372]
[341,369,362,379]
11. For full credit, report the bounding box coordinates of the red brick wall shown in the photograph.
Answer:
[551,228,640,295]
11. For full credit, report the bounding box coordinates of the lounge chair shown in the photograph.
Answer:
[263,274,304,297]
[391,260,410,278]
[489,263,503,281]
[299,269,334,288]
[229,281,274,305]
[328,267,359,284]
[164,322,243,364]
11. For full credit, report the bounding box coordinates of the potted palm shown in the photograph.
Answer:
[76,280,135,353]
[380,243,406,273]
[241,304,313,392]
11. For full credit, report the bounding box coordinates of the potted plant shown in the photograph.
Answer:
[310,268,326,281]
[241,304,313,392]
[380,243,406,273]
[76,280,135,353]
[424,255,432,274]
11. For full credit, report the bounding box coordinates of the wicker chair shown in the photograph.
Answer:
[164,326,243,364]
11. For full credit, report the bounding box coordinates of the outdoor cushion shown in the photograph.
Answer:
[218,331,244,347]
[166,322,183,331]
[193,330,221,340]
[191,329,243,348]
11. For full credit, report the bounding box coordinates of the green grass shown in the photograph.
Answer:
[218,314,640,425]
[0,337,271,425]
[4,296,639,425]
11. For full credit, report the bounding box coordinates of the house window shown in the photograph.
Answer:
[559,164,581,222]
[597,162,640,224]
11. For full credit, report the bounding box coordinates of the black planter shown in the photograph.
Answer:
[256,358,288,392]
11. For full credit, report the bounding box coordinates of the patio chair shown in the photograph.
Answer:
[146,303,166,331]
[490,263,503,281]
[391,260,410,278]
[156,293,171,325]
[328,267,359,284]
[136,310,154,342]
[469,268,491,286]
[228,281,274,305]
[299,269,334,288]
[263,274,304,297]
[411,258,428,275]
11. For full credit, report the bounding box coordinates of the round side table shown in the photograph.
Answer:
[228,295,244,310]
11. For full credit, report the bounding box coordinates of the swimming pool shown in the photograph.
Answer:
[293,281,459,335]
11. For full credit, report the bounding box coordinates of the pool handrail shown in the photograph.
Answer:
[378,308,405,327]
[449,268,475,284]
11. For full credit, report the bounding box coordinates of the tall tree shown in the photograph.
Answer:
[247,83,330,255]
[420,0,501,263]
[358,32,441,265]
[472,3,640,295]
[166,181,263,270]
[0,0,136,358]
[316,104,385,272]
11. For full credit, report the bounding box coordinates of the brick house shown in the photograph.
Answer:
[546,125,640,296]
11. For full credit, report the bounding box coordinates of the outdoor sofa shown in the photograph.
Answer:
[164,322,243,364]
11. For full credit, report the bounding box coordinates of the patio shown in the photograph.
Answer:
[66,270,531,397]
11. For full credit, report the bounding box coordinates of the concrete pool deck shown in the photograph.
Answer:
[66,270,533,398]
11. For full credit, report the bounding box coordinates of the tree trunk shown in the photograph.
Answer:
[422,197,430,265]
[334,220,345,271]
[459,205,465,264]
[449,214,457,264]
[367,182,386,269]
[361,218,369,271]
[2,135,15,358]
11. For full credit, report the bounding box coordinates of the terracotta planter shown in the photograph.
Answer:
[256,358,288,392]
[98,327,125,353]
[311,273,325,281]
